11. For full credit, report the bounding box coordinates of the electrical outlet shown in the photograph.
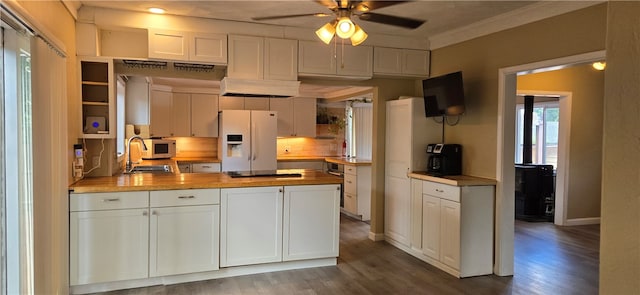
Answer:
[92,156,100,167]
[284,146,291,153]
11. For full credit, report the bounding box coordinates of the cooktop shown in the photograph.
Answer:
[225,170,302,178]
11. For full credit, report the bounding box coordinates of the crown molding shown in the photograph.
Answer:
[428,1,605,50]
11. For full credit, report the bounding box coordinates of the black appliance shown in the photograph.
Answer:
[515,164,555,222]
[426,144,462,176]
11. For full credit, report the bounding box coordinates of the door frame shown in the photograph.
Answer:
[495,50,606,276]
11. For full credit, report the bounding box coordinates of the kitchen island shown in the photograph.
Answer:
[69,169,342,294]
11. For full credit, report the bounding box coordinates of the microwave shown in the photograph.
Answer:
[142,139,176,159]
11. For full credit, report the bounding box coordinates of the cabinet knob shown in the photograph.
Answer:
[279,188,283,193]
[337,186,340,191]
[152,210,158,215]
[142,211,148,216]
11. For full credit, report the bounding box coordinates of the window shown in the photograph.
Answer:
[515,100,559,168]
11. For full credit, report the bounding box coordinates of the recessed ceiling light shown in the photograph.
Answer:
[148,7,165,14]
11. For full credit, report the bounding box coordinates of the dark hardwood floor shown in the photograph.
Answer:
[92,216,599,295]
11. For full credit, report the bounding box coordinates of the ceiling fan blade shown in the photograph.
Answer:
[357,12,425,29]
[314,0,339,10]
[353,1,409,12]
[252,13,331,21]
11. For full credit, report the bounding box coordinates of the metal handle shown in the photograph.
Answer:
[279,188,283,193]
[202,166,211,168]
[143,211,148,216]
[347,180,352,184]
[435,189,444,193]
[178,195,195,199]
[337,186,340,191]
[102,198,120,202]
[152,210,158,215]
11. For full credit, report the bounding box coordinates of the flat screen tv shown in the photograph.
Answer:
[422,71,465,117]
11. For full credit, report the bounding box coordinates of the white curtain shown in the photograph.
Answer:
[30,36,68,294]
[353,105,373,159]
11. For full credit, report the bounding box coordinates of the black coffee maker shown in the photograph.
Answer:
[426,144,462,176]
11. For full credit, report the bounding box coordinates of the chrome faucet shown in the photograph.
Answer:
[126,136,148,172]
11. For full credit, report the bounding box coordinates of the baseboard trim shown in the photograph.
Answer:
[369,232,385,241]
[564,217,600,226]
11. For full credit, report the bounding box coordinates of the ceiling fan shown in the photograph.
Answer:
[251,0,426,46]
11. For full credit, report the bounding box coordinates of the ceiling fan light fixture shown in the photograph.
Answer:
[336,16,356,39]
[350,24,368,46]
[148,7,165,14]
[316,21,337,44]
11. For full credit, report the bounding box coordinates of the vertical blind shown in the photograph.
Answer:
[353,105,372,159]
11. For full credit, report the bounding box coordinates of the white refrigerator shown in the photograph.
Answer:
[218,110,278,172]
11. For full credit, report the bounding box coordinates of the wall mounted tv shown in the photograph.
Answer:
[422,71,465,117]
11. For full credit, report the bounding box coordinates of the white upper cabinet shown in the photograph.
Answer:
[148,29,227,64]
[228,35,298,81]
[219,96,270,111]
[150,89,219,137]
[264,38,298,81]
[298,40,372,78]
[374,47,430,77]
[269,97,316,137]
[190,93,219,137]
[149,88,174,137]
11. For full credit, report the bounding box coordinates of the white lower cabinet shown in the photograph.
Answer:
[70,192,150,285]
[283,184,340,261]
[220,186,283,267]
[149,189,220,277]
[409,178,494,278]
[220,185,341,267]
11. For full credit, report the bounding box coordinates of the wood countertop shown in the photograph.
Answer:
[70,169,343,193]
[325,157,372,166]
[408,171,497,186]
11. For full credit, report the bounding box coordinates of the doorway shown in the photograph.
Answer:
[494,50,605,276]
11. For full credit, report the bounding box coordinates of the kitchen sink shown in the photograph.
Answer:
[126,164,173,174]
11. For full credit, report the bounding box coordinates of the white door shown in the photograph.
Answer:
[219,110,251,172]
[190,32,227,64]
[227,35,264,80]
[264,38,298,81]
[250,110,278,171]
[172,92,191,137]
[149,205,220,277]
[149,89,174,137]
[422,195,441,260]
[220,187,283,267]
[70,209,149,285]
[298,40,336,75]
[384,99,413,246]
[283,185,340,261]
[440,199,461,269]
[191,93,218,137]
[292,98,317,137]
[337,45,373,77]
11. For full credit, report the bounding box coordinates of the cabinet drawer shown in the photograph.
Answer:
[192,163,221,173]
[70,191,149,212]
[344,193,357,214]
[150,189,220,207]
[422,181,460,202]
[344,165,357,176]
[344,173,357,195]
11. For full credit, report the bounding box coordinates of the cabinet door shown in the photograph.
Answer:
[149,205,220,276]
[283,185,340,261]
[410,179,423,251]
[402,49,430,76]
[337,45,373,77]
[148,29,188,61]
[298,40,335,75]
[264,38,298,81]
[172,92,191,137]
[421,195,441,260]
[190,32,227,64]
[440,199,461,269]
[373,47,403,75]
[227,35,264,80]
[292,98,317,137]
[149,89,174,137]
[244,97,270,110]
[220,187,283,267]
[269,98,294,136]
[191,93,219,137]
[219,96,245,110]
[70,209,149,285]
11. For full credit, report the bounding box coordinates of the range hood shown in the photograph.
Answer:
[220,77,300,98]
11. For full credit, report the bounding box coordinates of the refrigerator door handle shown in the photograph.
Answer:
[252,121,257,161]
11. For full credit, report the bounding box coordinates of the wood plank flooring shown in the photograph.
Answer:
[92,216,599,295]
